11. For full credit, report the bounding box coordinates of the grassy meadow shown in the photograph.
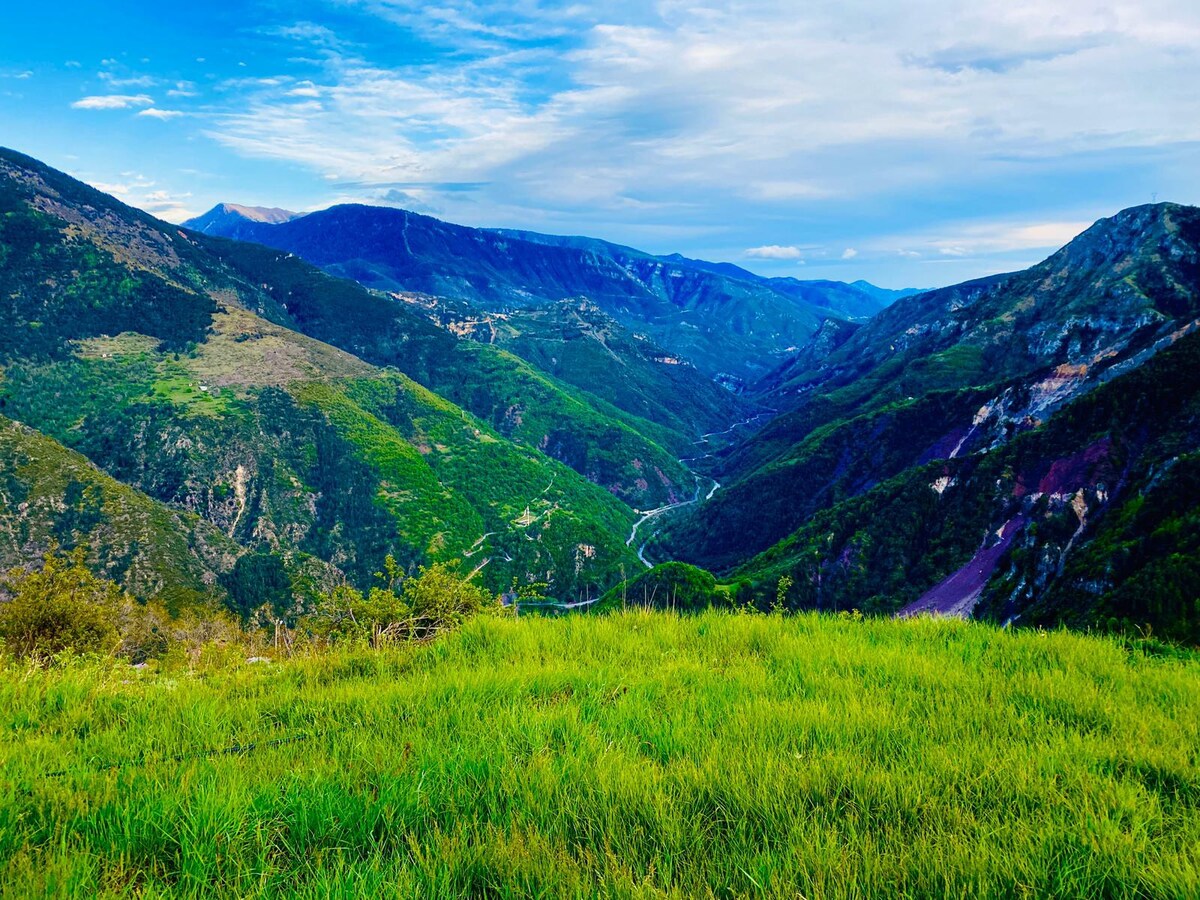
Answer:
[2,610,1198,898]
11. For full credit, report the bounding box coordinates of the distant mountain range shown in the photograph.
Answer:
[185,203,917,378]
[3,143,1198,642]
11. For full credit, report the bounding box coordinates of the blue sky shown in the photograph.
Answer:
[2,1,1198,287]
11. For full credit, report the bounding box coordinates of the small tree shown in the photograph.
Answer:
[115,598,172,663]
[305,579,411,646]
[304,556,496,646]
[0,547,124,659]
[401,561,495,639]
[774,574,793,614]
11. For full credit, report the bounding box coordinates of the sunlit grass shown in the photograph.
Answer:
[2,611,1197,898]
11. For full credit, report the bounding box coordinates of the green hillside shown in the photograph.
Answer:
[410,295,752,442]
[596,561,730,612]
[701,204,1200,500]
[653,386,997,571]
[648,203,1200,641]
[196,235,696,508]
[4,612,1198,897]
[0,147,651,608]
[3,144,1199,642]
[0,326,639,606]
[0,144,693,514]
[183,200,884,380]
[0,416,236,611]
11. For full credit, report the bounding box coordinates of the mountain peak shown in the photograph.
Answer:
[218,202,298,222]
[1039,201,1199,276]
[184,203,300,234]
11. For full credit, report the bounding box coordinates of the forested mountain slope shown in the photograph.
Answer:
[0,147,666,613]
[5,142,1197,641]
[0,415,237,612]
[392,292,751,440]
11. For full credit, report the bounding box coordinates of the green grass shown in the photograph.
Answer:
[2,611,1198,898]
[150,373,234,416]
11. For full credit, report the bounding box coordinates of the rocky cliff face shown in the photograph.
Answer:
[764,203,1200,407]
[650,203,1200,642]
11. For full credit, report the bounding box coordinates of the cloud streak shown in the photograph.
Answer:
[205,3,1200,202]
[86,175,199,221]
[71,94,154,110]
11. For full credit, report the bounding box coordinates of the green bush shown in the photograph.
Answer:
[0,546,244,663]
[400,559,497,635]
[0,548,124,659]
[598,561,726,612]
[305,556,497,646]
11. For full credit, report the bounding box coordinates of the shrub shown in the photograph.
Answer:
[400,560,496,636]
[116,599,246,664]
[598,562,726,612]
[305,556,496,646]
[0,546,242,664]
[0,547,124,659]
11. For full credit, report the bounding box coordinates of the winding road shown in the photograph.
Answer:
[626,411,772,568]
[626,476,709,567]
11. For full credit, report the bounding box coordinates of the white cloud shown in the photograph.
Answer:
[89,174,154,195]
[841,248,858,259]
[86,176,199,222]
[137,108,184,120]
[181,1,1199,282]
[71,94,154,110]
[1004,222,1094,247]
[865,218,1092,266]
[342,0,589,50]
[206,60,564,189]
[745,245,804,260]
[742,180,834,201]
[267,22,352,55]
[205,3,1200,209]
[100,72,158,88]
[273,22,339,43]
[926,220,1092,256]
[286,81,322,98]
